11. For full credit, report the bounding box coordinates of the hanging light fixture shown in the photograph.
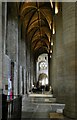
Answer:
[53,28,55,34]
[53,18,55,35]
[50,55,52,58]
[55,2,58,14]
[51,41,53,46]
[53,25,55,34]
[50,49,52,53]
[50,0,53,8]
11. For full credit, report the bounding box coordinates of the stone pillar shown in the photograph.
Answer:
[26,37,31,93]
[0,1,2,92]
[62,2,76,118]
[50,56,52,86]
[20,36,26,95]
[18,21,21,95]
[30,52,34,89]
[55,7,65,103]
[23,33,26,94]
[24,38,27,94]
[48,52,51,86]
[75,2,77,118]
[7,3,18,61]
[34,59,37,85]
[2,2,7,54]
[23,68,26,94]
[51,34,58,97]
[28,50,31,91]
[25,41,28,94]
[0,1,2,120]
[6,3,19,96]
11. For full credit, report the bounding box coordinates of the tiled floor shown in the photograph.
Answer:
[21,94,75,120]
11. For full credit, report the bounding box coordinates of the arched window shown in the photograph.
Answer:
[39,61,47,70]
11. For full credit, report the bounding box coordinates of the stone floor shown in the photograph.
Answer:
[21,94,75,120]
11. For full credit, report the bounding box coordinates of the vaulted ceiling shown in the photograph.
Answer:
[19,2,55,58]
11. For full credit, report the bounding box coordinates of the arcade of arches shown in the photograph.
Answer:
[0,1,77,119]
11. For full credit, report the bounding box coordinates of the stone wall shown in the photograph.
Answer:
[75,1,77,118]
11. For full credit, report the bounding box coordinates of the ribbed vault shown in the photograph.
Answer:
[19,2,55,58]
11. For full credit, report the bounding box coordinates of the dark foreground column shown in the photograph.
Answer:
[62,2,76,118]
[0,1,2,120]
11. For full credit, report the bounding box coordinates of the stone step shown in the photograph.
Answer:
[29,93,53,97]
[29,97,56,103]
[51,103,65,113]
[28,94,56,103]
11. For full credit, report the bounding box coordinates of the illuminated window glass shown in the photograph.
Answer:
[39,61,47,70]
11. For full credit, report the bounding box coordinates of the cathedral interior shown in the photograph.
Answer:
[0,1,77,120]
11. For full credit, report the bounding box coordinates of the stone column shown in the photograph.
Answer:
[29,42,32,90]
[24,38,27,94]
[0,1,2,92]
[0,1,2,120]
[51,34,58,97]
[26,37,31,93]
[62,2,76,118]
[75,2,77,118]
[6,3,19,95]
[23,68,26,94]
[23,33,26,94]
[18,21,21,95]
[55,7,65,103]
[30,52,34,89]
[51,4,62,96]
[50,55,52,86]
[25,41,28,94]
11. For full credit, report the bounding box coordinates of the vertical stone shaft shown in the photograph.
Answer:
[62,2,75,118]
